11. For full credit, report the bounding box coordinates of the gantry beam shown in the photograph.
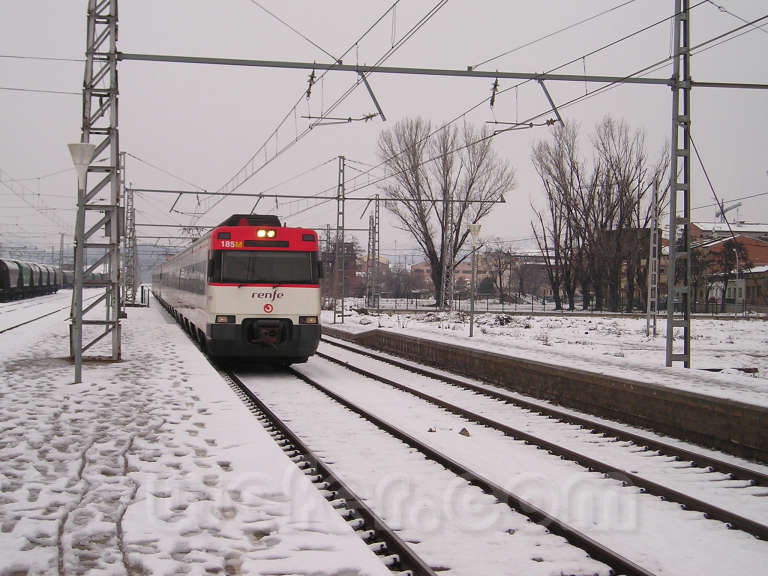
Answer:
[116,52,768,90]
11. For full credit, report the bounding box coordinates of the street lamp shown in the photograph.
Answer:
[68,142,96,384]
[469,223,481,337]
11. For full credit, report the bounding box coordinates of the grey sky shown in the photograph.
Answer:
[1,1,766,265]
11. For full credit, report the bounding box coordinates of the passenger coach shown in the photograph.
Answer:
[152,214,322,363]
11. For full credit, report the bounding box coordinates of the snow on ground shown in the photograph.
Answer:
[2,292,767,575]
[324,306,768,408]
[0,294,390,576]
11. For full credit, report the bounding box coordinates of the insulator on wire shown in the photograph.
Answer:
[306,69,316,99]
[490,78,499,108]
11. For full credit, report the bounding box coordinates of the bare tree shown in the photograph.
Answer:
[485,238,513,303]
[531,124,585,310]
[531,117,668,312]
[592,117,668,312]
[378,117,515,305]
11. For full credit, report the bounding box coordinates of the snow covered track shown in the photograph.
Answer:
[222,368,439,576]
[268,347,768,575]
[322,336,768,487]
[0,305,67,334]
[236,365,651,576]
[0,291,99,335]
[316,345,768,541]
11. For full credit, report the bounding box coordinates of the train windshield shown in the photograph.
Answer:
[212,251,319,284]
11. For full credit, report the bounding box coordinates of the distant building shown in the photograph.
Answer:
[691,222,768,243]
[692,234,768,313]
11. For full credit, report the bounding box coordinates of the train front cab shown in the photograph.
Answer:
[203,221,321,364]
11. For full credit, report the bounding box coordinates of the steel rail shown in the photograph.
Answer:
[0,293,100,335]
[316,349,768,541]
[223,369,439,576]
[288,365,656,576]
[321,336,768,487]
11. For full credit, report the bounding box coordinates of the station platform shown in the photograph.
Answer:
[0,297,390,576]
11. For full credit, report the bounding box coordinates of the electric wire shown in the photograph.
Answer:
[125,152,207,192]
[4,168,75,182]
[706,0,768,35]
[339,9,768,203]
[472,0,639,69]
[194,1,403,221]
[296,3,701,205]
[0,86,80,96]
[0,54,83,63]
[293,8,768,239]
[689,131,739,245]
[197,0,446,223]
[247,1,339,61]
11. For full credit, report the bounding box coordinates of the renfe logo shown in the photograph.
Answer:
[251,290,285,301]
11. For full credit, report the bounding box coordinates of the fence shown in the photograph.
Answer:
[360,294,761,317]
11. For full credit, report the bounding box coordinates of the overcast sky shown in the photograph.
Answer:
[1,1,766,265]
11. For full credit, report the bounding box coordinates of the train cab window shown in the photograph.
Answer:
[211,251,319,284]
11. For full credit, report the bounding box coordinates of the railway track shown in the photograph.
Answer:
[217,341,768,575]
[228,366,637,576]
[0,293,100,335]
[321,336,768,487]
[316,341,768,541]
[221,369,440,576]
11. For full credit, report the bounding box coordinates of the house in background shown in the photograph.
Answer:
[692,233,768,313]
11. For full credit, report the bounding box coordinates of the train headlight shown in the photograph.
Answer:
[257,229,266,238]
[215,315,235,323]
[299,316,318,325]
[266,229,276,238]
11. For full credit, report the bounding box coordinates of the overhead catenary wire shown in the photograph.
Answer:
[472,0,640,70]
[197,0,448,222]
[117,4,764,241]
[689,131,739,245]
[706,0,768,35]
[247,1,340,62]
[192,1,405,221]
[0,86,80,96]
[294,3,705,204]
[133,3,706,229]
[338,9,768,202]
[125,152,207,192]
[0,53,83,63]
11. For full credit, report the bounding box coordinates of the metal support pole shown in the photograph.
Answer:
[375,194,380,313]
[123,153,139,306]
[70,0,122,383]
[333,156,345,324]
[647,179,659,338]
[666,0,692,367]
[469,223,481,337]
[366,213,375,307]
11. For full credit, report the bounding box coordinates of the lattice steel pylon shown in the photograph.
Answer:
[71,0,122,382]
[666,0,692,367]
[332,156,345,324]
[647,179,660,338]
[123,153,138,305]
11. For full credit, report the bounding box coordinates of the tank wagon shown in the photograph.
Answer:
[0,259,62,301]
[152,214,322,364]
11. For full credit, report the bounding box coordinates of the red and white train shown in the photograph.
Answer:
[152,214,322,363]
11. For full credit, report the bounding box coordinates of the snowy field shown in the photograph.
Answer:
[325,306,768,407]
